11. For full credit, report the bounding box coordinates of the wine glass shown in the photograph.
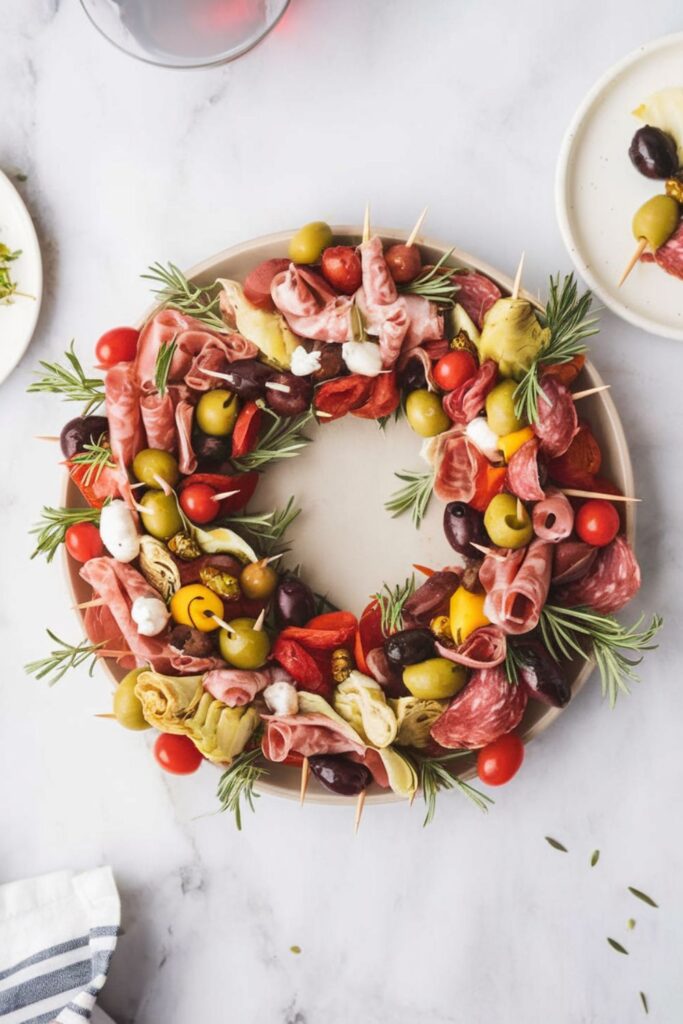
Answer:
[80,0,290,69]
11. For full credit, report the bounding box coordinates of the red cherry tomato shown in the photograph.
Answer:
[385,243,422,283]
[64,522,104,562]
[95,327,139,367]
[153,734,203,775]
[433,350,478,392]
[321,246,362,295]
[575,499,620,547]
[179,483,220,524]
[244,258,290,311]
[477,733,524,786]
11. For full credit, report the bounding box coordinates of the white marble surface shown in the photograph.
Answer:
[1,1,682,1021]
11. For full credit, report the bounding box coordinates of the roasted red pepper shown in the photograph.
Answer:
[231,402,262,459]
[541,353,586,386]
[354,600,384,675]
[271,636,330,696]
[351,371,400,420]
[279,611,357,651]
[314,374,374,422]
[469,464,507,512]
[178,470,258,514]
[548,424,602,489]
[67,460,118,509]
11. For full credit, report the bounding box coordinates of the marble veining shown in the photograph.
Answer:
[2,1,683,1021]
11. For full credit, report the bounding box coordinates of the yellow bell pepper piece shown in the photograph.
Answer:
[499,426,535,463]
[449,586,490,644]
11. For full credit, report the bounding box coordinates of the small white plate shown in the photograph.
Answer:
[0,169,42,385]
[556,32,683,341]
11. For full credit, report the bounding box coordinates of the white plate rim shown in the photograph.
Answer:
[0,168,43,384]
[555,30,683,341]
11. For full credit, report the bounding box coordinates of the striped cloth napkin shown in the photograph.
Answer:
[0,868,120,1024]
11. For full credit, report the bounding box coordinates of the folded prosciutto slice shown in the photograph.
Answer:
[430,665,527,748]
[140,391,176,453]
[480,539,553,635]
[435,625,507,669]
[135,309,257,392]
[553,535,640,614]
[204,666,293,707]
[432,427,488,503]
[359,235,399,306]
[262,712,366,761]
[532,488,574,542]
[505,438,545,502]
[270,263,355,343]
[443,359,498,424]
[105,363,145,469]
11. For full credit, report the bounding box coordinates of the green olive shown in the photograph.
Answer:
[219,617,271,669]
[196,390,240,437]
[240,560,278,600]
[405,389,450,437]
[288,221,333,265]
[132,448,180,489]
[485,380,525,436]
[402,657,467,700]
[139,489,184,541]
[633,194,680,249]
[483,492,533,549]
[113,668,150,730]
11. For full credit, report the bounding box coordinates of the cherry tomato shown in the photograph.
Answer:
[64,522,104,562]
[477,733,524,786]
[179,483,219,524]
[385,243,422,283]
[321,246,362,295]
[95,327,139,367]
[575,499,620,547]
[153,733,203,775]
[433,350,478,392]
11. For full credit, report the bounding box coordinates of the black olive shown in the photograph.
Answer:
[192,433,231,467]
[275,575,316,627]
[308,755,372,796]
[219,359,274,400]
[398,358,427,392]
[384,627,436,668]
[59,415,109,459]
[311,343,345,382]
[628,126,679,179]
[516,641,571,708]
[168,625,217,658]
[442,501,488,556]
[265,372,312,417]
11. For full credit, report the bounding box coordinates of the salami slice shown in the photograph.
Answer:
[551,540,598,585]
[641,219,683,280]
[451,272,502,329]
[532,376,579,458]
[435,625,507,669]
[532,487,574,542]
[505,438,545,501]
[430,665,527,749]
[553,535,640,614]
[481,539,553,635]
[443,359,498,424]
[433,428,488,503]
[402,571,461,628]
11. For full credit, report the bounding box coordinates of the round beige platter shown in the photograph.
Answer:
[63,227,635,805]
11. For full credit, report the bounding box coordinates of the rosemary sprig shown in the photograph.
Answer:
[231,409,314,472]
[69,435,115,486]
[142,262,226,332]
[30,504,104,562]
[399,248,460,306]
[503,641,526,686]
[154,339,177,397]
[25,630,105,685]
[374,575,415,636]
[628,886,658,908]
[513,273,599,423]
[0,242,29,303]
[216,746,268,830]
[539,605,663,708]
[220,497,301,557]
[411,750,493,827]
[27,341,105,416]
[385,470,434,528]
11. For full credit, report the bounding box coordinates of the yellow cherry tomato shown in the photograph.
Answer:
[170,584,224,633]
[449,586,490,644]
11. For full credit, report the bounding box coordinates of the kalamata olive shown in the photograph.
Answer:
[275,574,316,627]
[59,415,109,458]
[443,501,488,557]
[516,641,571,708]
[311,342,345,382]
[192,433,231,467]
[628,126,679,179]
[308,755,372,796]
[398,357,427,392]
[385,243,422,283]
[265,372,312,417]
[365,646,408,698]
[403,571,461,627]
[219,359,273,400]
[168,624,217,658]
[384,627,436,668]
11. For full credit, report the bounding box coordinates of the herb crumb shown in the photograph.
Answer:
[607,937,629,955]
[289,945,301,955]
[544,836,568,852]
[590,849,600,867]
[628,886,658,908]
[627,918,636,930]
[640,992,649,1014]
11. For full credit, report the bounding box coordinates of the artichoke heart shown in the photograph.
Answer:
[218,279,299,369]
[389,696,448,749]
[135,671,204,732]
[477,297,550,380]
[297,691,365,746]
[186,694,259,765]
[138,535,181,602]
[333,670,397,749]
[378,747,418,800]
[193,524,257,564]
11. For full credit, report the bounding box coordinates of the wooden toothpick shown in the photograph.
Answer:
[511,252,525,300]
[253,608,266,632]
[618,239,648,287]
[209,614,236,633]
[75,597,106,610]
[354,789,366,834]
[34,435,60,442]
[561,489,640,503]
[300,757,310,806]
[362,202,371,244]
[573,385,611,401]
[516,497,525,521]
[211,490,240,502]
[406,206,428,248]
[469,542,505,561]
[153,473,172,496]
[264,380,291,394]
